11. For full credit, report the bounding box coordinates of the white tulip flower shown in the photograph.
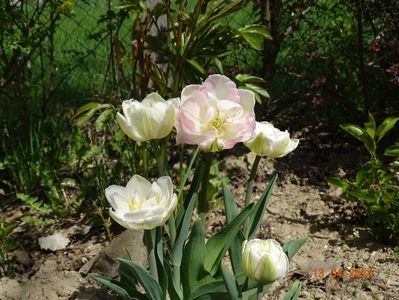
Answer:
[242,239,289,284]
[116,93,179,142]
[244,121,299,158]
[105,175,178,230]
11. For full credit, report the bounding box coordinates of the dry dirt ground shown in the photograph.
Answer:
[1,126,398,300]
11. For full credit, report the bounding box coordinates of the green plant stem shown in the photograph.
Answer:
[179,144,185,187]
[243,155,261,236]
[151,139,167,176]
[142,143,149,178]
[168,214,176,247]
[198,152,213,217]
[177,146,200,201]
[144,229,159,282]
[245,155,261,207]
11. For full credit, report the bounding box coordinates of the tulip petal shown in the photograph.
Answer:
[203,74,240,102]
[127,175,152,199]
[105,185,130,213]
[244,122,298,158]
[242,239,289,283]
[181,84,203,104]
[238,89,256,114]
[109,208,132,229]
[175,74,256,151]
[106,175,178,230]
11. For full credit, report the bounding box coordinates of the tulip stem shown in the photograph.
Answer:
[144,229,159,282]
[168,214,176,247]
[151,139,167,176]
[177,146,200,202]
[142,144,149,178]
[243,155,261,237]
[245,155,261,207]
[198,152,213,217]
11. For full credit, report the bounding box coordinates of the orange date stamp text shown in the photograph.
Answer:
[311,267,374,279]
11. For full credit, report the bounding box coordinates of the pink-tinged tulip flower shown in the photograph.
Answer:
[175,74,256,152]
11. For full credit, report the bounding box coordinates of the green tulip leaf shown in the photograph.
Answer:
[220,263,239,300]
[176,159,203,229]
[90,274,144,300]
[242,288,257,300]
[242,283,273,300]
[119,258,163,300]
[188,280,228,300]
[222,181,244,274]
[282,237,307,261]
[204,203,254,276]
[164,262,183,300]
[283,280,301,300]
[171,192,197,267]
[246,174,277,239]
[181,220,207,298]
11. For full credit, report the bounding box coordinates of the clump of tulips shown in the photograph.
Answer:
[92,75,306,300]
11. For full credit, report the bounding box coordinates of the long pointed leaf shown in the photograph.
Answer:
[171,192,197,267]
[223,182,243,274]
[282,237,307,261]
[181,220,207,298]
[364,112,376,139]
[204,203,254,275]
[119,258,163,300]
[176,162,203,229]
[155,228,167,300]
[221,263,239,300]
[376,116,399,141]
[282,280,301,300]
[165,261,183,300]
[384,142,399,157]
[91,274,145,300]
[188,280,228,300]
[246,175,277,239]
[340,124,375,155]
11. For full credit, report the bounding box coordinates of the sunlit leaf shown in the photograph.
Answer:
[376,116,399,141]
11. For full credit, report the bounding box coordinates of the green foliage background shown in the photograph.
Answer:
[0,0,398,246]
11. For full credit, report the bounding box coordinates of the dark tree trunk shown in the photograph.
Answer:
[261,0,283,83]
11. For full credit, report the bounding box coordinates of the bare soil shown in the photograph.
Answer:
[1,125,398,300]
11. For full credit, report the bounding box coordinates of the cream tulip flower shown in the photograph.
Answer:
[116,93,179,142]
[244,121,299,158]
[105,175,178,230]
[242,239,289,284]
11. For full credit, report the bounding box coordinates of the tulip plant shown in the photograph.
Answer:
[92,75,306,300]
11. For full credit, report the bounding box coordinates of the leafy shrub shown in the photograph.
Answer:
[1,116,90,217]
[329,113,399,243]
[270,0,399,123]
[0,219,18,277]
